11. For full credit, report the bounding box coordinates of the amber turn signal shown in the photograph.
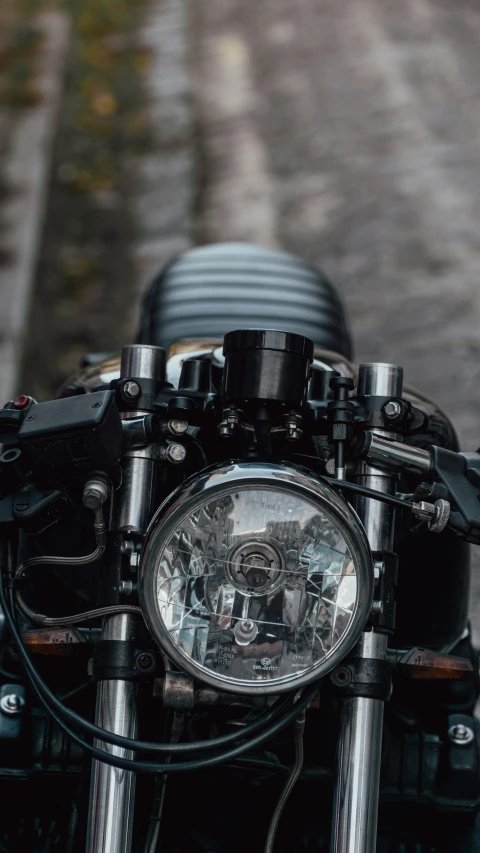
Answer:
[397,648,474,681]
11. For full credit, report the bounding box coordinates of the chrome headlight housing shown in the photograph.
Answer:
[140,462,373,694]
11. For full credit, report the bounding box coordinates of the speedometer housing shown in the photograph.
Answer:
[139,461,373,694]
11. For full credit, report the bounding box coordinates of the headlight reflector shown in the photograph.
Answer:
[140,463,373,694]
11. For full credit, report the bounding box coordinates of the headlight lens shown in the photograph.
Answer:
[140,462,373,694]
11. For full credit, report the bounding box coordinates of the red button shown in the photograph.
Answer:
[13,395,30,409]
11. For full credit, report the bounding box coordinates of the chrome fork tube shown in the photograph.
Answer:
[331,363,403,853]
[331,633,388,853]
[86,614,138,853]
[86,344,167,853]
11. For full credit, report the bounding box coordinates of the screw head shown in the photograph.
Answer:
[448,723,475,745]
[331,666,352,687]
[136,652,155,671]
[122,380,141,401]
[383,400,402,419]
[0,693,25,715]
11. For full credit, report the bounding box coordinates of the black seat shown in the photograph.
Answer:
[137,242,353,358]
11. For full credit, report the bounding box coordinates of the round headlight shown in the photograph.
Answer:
[140,462,373,694]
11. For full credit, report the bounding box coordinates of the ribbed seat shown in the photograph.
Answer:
[137,242,353,358]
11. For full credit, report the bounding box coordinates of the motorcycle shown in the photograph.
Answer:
[0,241,479,853]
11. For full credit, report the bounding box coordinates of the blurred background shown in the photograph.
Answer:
[1,0,480,613]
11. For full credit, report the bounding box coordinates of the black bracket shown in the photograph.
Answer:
[368,550,398,633]
[92,640,156,681]
[330,656,392,701]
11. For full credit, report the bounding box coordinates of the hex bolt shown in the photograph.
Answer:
[383,400,403,419]
[129,553,140,570]
[162,443,187,464]
[168,419,188,435]
[374,560,385,581]
[371,600,384,616]
[448,723,475,745]
[83,477,110,510]
[122,380,141,400]
[120,540,135,555]
[0,693,25,715]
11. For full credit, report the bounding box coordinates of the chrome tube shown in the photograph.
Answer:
[86,614,138,853]
[120,344,166,381]
[86,345,166,851]
[355,362,403,553]
[331,634,387,853]
[331,363,402,853]
[113,446,162,535]
[357,433,431,478]
[356,363,403,397]
[113,344,165,535]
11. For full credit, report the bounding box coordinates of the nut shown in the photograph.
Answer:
[218,422,234,438]
[412,500,436,522]
[0,693,25,715]
[429,499,450,533]
[448,723,475,745]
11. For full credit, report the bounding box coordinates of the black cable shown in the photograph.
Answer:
[0,565,302,759]
[288,453,414,511]
[322,476,414,510]
[21,656,317,775]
